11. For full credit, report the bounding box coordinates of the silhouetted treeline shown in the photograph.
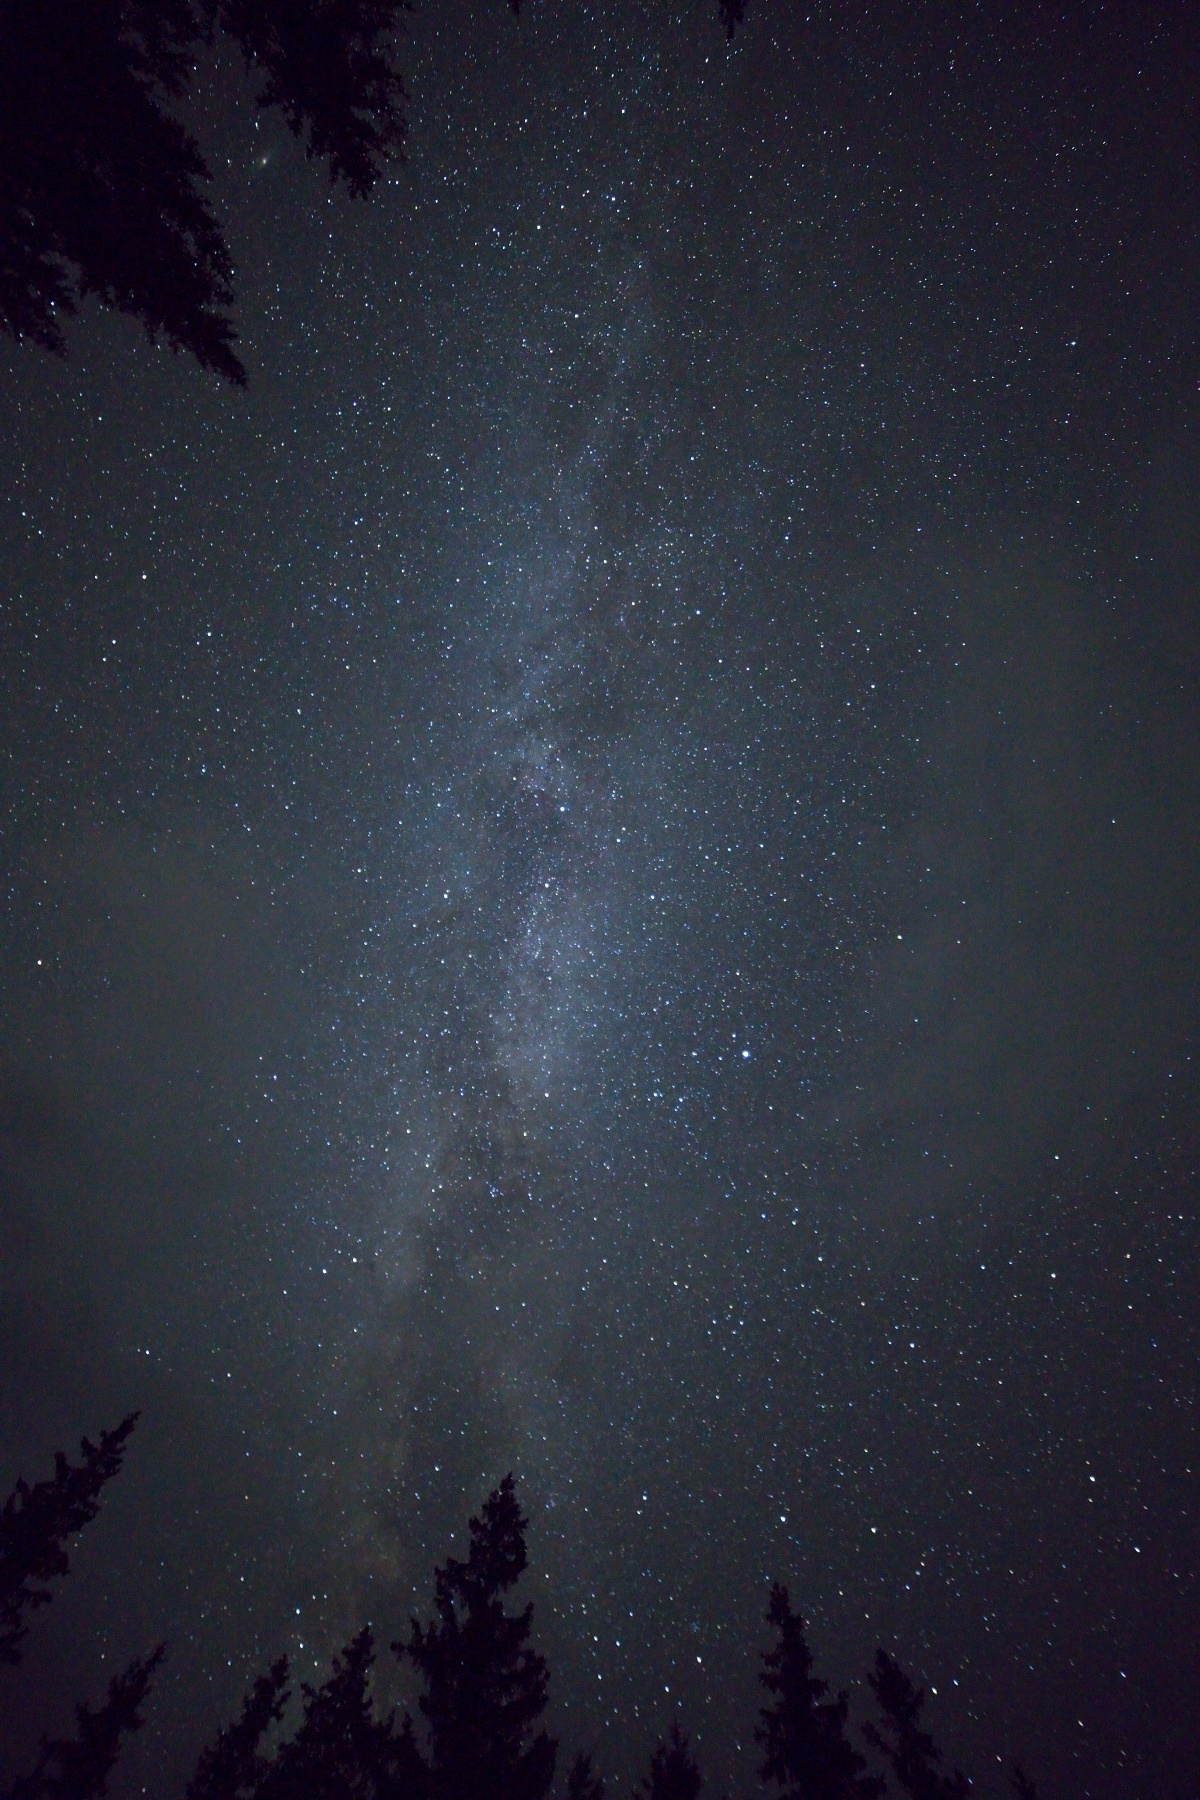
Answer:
[0,1417,1043,1800]
[0,0,411,384]
[0,1413,163,1800]
[0,0,745,385]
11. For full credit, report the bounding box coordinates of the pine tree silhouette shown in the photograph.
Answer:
[1008,1768,1038,1800]
[567,1751,605,1800]
[0,0,409,384]
[0,1414,164,1800]
[3,1647,164,1800]
[1,0,745,382]
[189,1631,429,1800]
[397,1473,556,1800]
[263,1628,404,1800]
[863,1652,969,1800]
[756,1585,883,1800]
[186,1657,291,1800]
[0,1413,140,1666]
[634,1724,701,1800]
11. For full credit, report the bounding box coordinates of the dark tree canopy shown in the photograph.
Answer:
[634,1723,701,1800]
[258,1628,409,1800]
[192,1473,555,1800]
[567,1751,606,1800]
[757,1584,883,1800]
[187,1630,426,1800]
[1,1415,163,1800]
[0,0,409,385]
[185,1656,291,1800]
[4,1647,165,1800]
[2,1425,1051,1800]
[0,1412,140,1667]
[398,1473,557,1800]
[863,1652,969,1800]
[0,0,748,384]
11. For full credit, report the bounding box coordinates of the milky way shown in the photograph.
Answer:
[1,5,1198,1800]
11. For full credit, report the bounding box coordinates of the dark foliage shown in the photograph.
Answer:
[1,1415,164,1800]
[398,1473,557,1800]
[203,0,407,197]
[634,1724,701,1800]
[3,1417,1048,1800]
[193,1473,554,1800]
[259,1628,408,1800]
[185,1656,291,1800]
[757,1585,883,1800]
[1,0,747,383]
[863,1652,969,1800]
[0,0,408,383]
[2,1646,165,1800]
[0,1412,139,1668]
[567,1751,606,1800]
[189,1633,430,1800]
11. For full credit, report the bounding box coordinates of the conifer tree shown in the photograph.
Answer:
[863,1652,968,1800]
[262,1628,402,1800]
[634,1724,701,1800]
[0,1413,140,1666]
[0,0,410,383]
[3,1646,164,1800]
[397,1474,556,1800]
[0,1414,163,1800]
[756,1585,882,1800]
[1,0,745,382]
[186,1657,291,1800]
[189,1633,429,1800]
[567,1751,605,1800]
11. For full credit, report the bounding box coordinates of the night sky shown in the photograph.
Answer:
[2,4,1198,1798]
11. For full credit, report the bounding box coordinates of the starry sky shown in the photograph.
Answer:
[1,3,1198,1797]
